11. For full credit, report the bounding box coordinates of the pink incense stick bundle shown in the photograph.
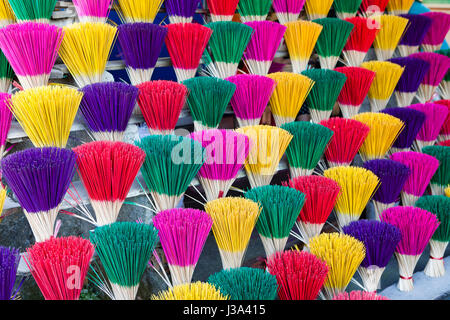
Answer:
[165,23,212,83]
[381,206,439,292]
[226,74,275,127]
[73,0,112,23]
[190,129,250,201]
[272,0,306,25]
[435,100,450,141]
[335,66,376,118]
[0,92,11,161]
[333,291,389,300]
[25,237,95,300]
[390,151,439,206]
[409,52,450,103]
[421,12,450,52]
[153,208,213,286]
[243,21,286,76]
[0,22,63,90]
[408,103,449,151]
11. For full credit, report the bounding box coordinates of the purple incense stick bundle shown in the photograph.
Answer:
[153,208,213,286]
[398,14,432,57]
[381,107,426,153]
[363,159,411,220]
[408,103,449,151]
[390,151,439,207]
[0,92,11,162]
[343,220,401,292]
[165,0,201,24]
[421,12,450,52]
[189,129,250,201]
[243,21,286,76]
[80,82,139,142]
[0,22,63,90]
[226,74,276,127]
[381,206,439,292]
[1,148,76,243]
[0,246,20,301]
[409,52,450,103]
[117,23,167,85]
[389,57,430,107]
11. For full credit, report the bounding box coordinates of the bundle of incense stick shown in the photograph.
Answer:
[409,103,449,151]
[343,220,401,292]
[313,18,354,70]
[9,85,82,148]
[324,166,379,229]
[284,175,340,246]
[281,121,333,177]
[381,206,439,292]
[272,0,305,24]
[410,52,450,103]
[0,49,13,93]
[352,112,405,161]
[363,159,411,219]
[117,23,167,85]
[204,21,253,79]
[190,129,250,201]
[73,141,145,226]
[436,99,450,141]
[0,22,63,89]
[73,0,111,23]
[153,208,212,286]
[283,20,323,73]
[80,82,138,141]
[302,69,347,123]
[359,0,389,17]
[59,22,117,88]
[373,15,409,61]
[390,151,439,206]
[243,21,286,76]
[422,146,450,196]
[151,282,228,300]
[235,125,292,188]
[381,107,426,153]
[334,66,375,118]
[0,0,14,27]
[386,0,414,14]
[416,195,450,278]
[342,17,380,67]
[90,222,159,300]
[165,0,201,24]
[1,148,76,242]
[435,50,450,100]
[333,291,389,300]
[115,0,163,23]
[206,0,239,22]
[361,61,405,112]
[266,250,328,300]
[267,72,314,127]
[137,80,188,135]
[183,77,236,131]
[309,233,365,300]
[333,0,362,19]
[304,0,333,20]
[0,246,21,300]
[0,92,11,161]
[421,12,450,52]
[25,237,94,300]
[165,23,212,82]
[238,0,272,22]
[398,14,432,56]
[208,267,278,300]
[245,185,305,257]
[9,0,57,22]
[136,135,205,212]
[226,74,275,127]
[320,118,370,167]
[389,57,430,107]
[204,197,260,270]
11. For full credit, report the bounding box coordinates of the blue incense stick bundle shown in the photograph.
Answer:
[80,82,139,142]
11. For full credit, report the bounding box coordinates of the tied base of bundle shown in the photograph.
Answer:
[310,109,333,124]
[326,160,352,168]
[395,253,421,292]
[240,15,268,23]
[438,133,450,143]
[397,44,420,57]
[395,91,417,108]
[273,114,296,128]
[24,207,60,243]
[342,50,367,68]
[111,283,139,300]
[289,166,314,179]
[359,266,385,293]
[335,210,362,231]
[193,121,217,132]
[209,62,239,80]
[151,192,184,213]
[210,14,234,23]
[236,117,263,128]
[174,67,197,83]
[91,200,124,227]
[424,240,448,278]
[421,44,442,53]
[0,19,14,28]
[321,285,346,301]
[374,49,395,62]
[338,103,361,119]
[291,58,309,74]
[198,177,235,202]
[244,59,272,77]
[0,77,12,93]
[73,72,104,89]
[127,67,155,86]
[168,15,194,24]
[319,55,340,70]
[416,84,437,104]
[259,234,288,258]
[431,183,446,196]
[78,15,109,24]
[246,171,276,189]
[218,249,245,270]
[17,73,50,91]
[400,192,420,207]
[336,12,357,20]
[295,221,325,248]
[438,81,449,100]
[92,130,125,142]
[369,97,390,113]
[148,128,174,135]
[413,139,436,153]
[373,200,396,221]
[168,264,196,287]
[390,147,410,155]
[274,12,301,25]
